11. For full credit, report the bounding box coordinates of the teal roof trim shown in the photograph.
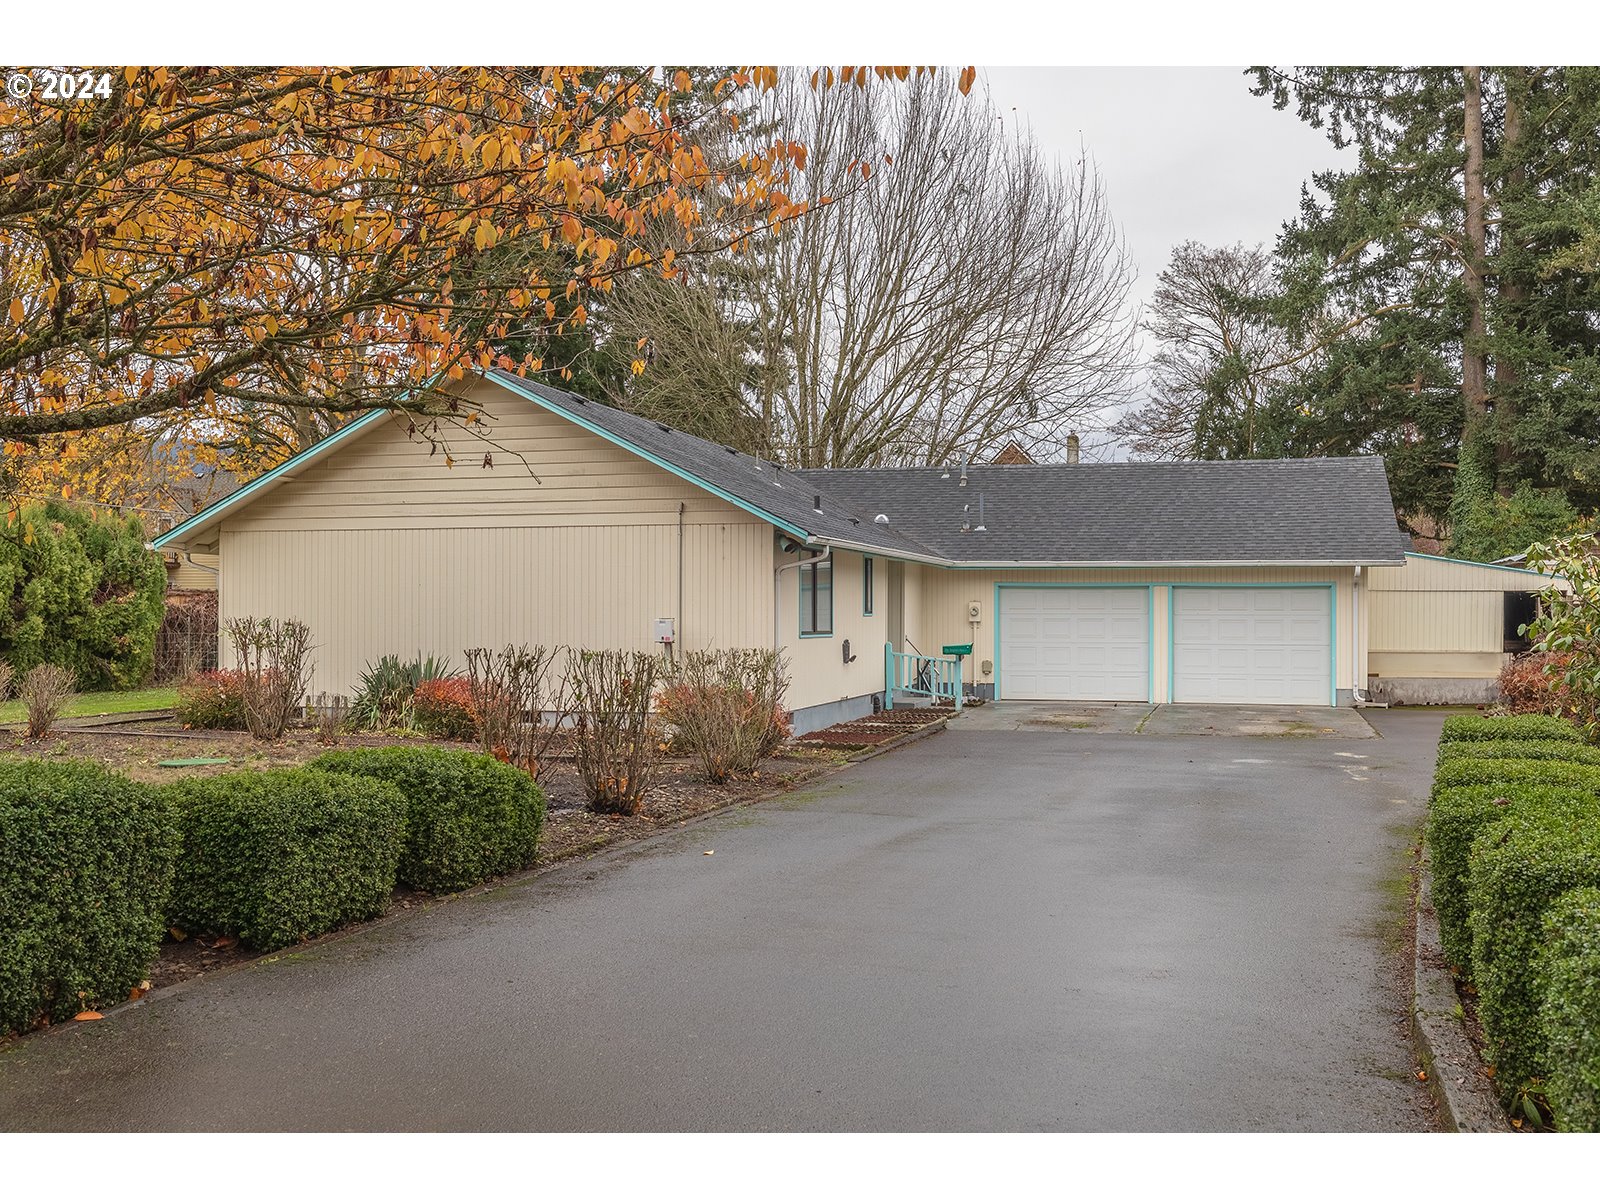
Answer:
[150,408,390,550]
[483,371,812,541]
[1404,551,1561,579]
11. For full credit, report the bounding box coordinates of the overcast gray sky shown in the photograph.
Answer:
[985,67,1355,311]
[982,68,1356,455]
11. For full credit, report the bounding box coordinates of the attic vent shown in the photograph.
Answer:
[656,423,672,433]
[813,494,823,513]
[724,445,739,455]
[874,514,889,525]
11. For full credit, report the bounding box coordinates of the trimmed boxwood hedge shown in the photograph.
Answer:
[310,747,544,893]
[166,768,407,951]
[0,760,178,1034]
[1541,887,1600,1132]
[1439,714,1582,744]
[1436,738,1600,767]
[1431,756,1600,798]
[1467,799,1600,1103]
[1427,783,1598,972]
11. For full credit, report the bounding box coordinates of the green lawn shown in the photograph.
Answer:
[0,686,177,725]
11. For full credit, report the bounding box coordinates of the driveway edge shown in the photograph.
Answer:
[1413,860,1508,1132]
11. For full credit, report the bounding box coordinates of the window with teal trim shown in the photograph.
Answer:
[863,557,875,616]
[800,561,833,636]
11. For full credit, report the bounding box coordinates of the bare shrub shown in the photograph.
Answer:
[20,663,75,739]
[660,649,790,783]
[464,645,571,781]
[313,692,350,745]
[0,660,14,702]
[568,649,664,815]
[1497,652,1573,716]
[224,616,315,740]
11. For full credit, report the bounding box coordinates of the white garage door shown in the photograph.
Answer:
[999,588,1150,701]
[1172,587,1332,705]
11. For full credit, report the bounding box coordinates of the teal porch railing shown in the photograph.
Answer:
[884,642,963,710]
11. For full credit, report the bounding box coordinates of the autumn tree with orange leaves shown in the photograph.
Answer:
[0,64,971,511]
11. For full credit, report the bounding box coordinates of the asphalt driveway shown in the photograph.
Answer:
[0,708,1442,1131]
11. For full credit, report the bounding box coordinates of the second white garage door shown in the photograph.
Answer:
[1172,587,1332,705]
[998,587,1150,701]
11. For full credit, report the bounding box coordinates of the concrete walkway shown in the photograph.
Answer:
[0,709,1439,1132]
[957,700,1378,738]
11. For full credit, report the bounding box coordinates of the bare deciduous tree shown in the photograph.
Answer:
[1114,241,1300,460]
[606,70,1138,466]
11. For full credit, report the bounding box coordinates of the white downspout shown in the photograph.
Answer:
[774,544,830,652]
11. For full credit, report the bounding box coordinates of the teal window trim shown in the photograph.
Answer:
[992,582,1155,703]
[799,559,834,638]
[863,556,875,616]
[1166,582,1338,707]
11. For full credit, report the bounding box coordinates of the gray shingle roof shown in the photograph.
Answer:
[486,371,943,560]
[492,373,1406,565]
[154,368,1408,567]
[790,458,1409,565]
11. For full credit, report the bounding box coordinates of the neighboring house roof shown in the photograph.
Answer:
[990,441,1035,465]
[155,370,1408,567]
[792,457,1409,566]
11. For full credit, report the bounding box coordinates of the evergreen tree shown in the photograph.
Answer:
[1250,67,1600,550]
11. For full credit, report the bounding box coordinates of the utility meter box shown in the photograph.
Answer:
[967,601,982,621]
[654,617,676,644]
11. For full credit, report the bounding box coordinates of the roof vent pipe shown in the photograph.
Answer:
[874,514,890,525]
[959,462,969,487]
[1066,433,1080,465]
[813,494,823,513]
[975,492,987,533]
[961,502,971,533]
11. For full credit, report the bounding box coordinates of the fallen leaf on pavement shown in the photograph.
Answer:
[73,1011,104,1021]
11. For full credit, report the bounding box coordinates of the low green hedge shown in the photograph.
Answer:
[1427,783,1598,972]
[1431,756,1600,798]
[1436,739,1600,766]
[1439,714,1582,744]
[166,768,407,951]
[0,760,178,1034]
[1542,896,1600,1139]
[1467,799,1600,1103]
[1541,887,1600,1132]
[310,747,544,893]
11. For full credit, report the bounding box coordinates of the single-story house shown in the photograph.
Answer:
[151,369,1562,732]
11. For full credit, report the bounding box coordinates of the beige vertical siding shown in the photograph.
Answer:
[1365,553,1563,680]
[165,550,219,591]
[917,565,1358,701]
[217,377,773,697]
[775,549,890,713]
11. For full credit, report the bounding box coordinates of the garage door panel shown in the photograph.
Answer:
[1000,588,1150,701]
[1173,587,1331,706]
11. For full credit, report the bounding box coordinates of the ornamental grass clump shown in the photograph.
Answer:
[568,649,663,815]
[19,662,75,739]
[660,649,791,783]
